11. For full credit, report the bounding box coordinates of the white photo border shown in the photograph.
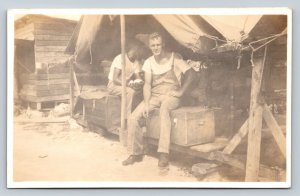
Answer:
[7,8,292,188]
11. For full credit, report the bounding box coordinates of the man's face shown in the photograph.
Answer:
[127,48,137,62]
[149,37,163,56]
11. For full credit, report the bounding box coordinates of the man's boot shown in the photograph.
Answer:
[122,155,143,166]
[158,153,169,167]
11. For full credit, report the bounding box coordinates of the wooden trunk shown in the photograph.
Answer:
[146,107,215,146]
[82,95,121,134]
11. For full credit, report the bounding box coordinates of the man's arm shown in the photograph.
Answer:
[169,54,197,97]
[169,68,196,97]
[179,68,197,95]
[112,68,134,86]
[133,60,143,80]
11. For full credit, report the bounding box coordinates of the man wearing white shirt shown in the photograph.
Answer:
[123,32,196,167]
[107,40,144,118]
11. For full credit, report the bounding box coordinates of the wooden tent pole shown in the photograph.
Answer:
[69,58,74,118]
[120,15,127,146]
[245,46,268,182]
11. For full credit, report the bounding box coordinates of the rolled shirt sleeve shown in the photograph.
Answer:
[142,59,152,74]
[111,55,122,69]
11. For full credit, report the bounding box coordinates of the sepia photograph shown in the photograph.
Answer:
[7,8,291,188]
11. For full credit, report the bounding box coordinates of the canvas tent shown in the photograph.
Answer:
[65,14,226,67]
[66,14,287,67]
[65,14,288,182]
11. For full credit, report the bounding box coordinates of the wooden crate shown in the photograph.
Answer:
[82,95,121,133]
[146,107,216,146]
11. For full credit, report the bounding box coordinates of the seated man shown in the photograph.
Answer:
[107,40,144,118]
[123,32,196,167]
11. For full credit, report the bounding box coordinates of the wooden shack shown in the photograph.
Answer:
[14,14,77,109]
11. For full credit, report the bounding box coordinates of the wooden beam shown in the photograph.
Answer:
[245,46,268,182]
[223,119,248,154]
[72,70,81,95]
[69,60,74,118]
[119,15,127,146]
[263,104,286,158]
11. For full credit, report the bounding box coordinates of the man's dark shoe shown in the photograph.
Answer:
[158,153,169,168]
[122,155,143,166]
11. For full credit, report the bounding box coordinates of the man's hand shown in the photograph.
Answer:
[128,79,144,90]
[128,80,134,88]
[126,73,134,83]
[143,104,150,118]
[168,90,183,97]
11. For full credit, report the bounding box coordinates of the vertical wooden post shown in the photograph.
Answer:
[73,71,80,96]
[245,46,267,182]
[119,15,127,146]
[69,59,74,118]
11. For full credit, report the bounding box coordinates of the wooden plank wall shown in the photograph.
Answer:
[19,73,70,103]
[34,21,77,65]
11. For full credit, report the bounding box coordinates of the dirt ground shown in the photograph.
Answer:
[12,110,241,183]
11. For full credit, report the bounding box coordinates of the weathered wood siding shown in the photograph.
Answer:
[34,21,76,65]
[19,73,70,103]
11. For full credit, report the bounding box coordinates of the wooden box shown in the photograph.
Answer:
[83,95,121,134]
[146,107,215,146]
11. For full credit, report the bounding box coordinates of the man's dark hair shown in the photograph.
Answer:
[125,39,141,53]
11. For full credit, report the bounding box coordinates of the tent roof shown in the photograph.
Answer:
[65,14,225,65]
[201,15,262,42]
[65,14,287,66]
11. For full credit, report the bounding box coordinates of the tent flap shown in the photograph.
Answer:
[74,15,105,64]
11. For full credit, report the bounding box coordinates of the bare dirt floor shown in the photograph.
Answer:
[13,112,243,183]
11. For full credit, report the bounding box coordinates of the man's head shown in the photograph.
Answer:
[149,32,165,56]
[126,40,141,62]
